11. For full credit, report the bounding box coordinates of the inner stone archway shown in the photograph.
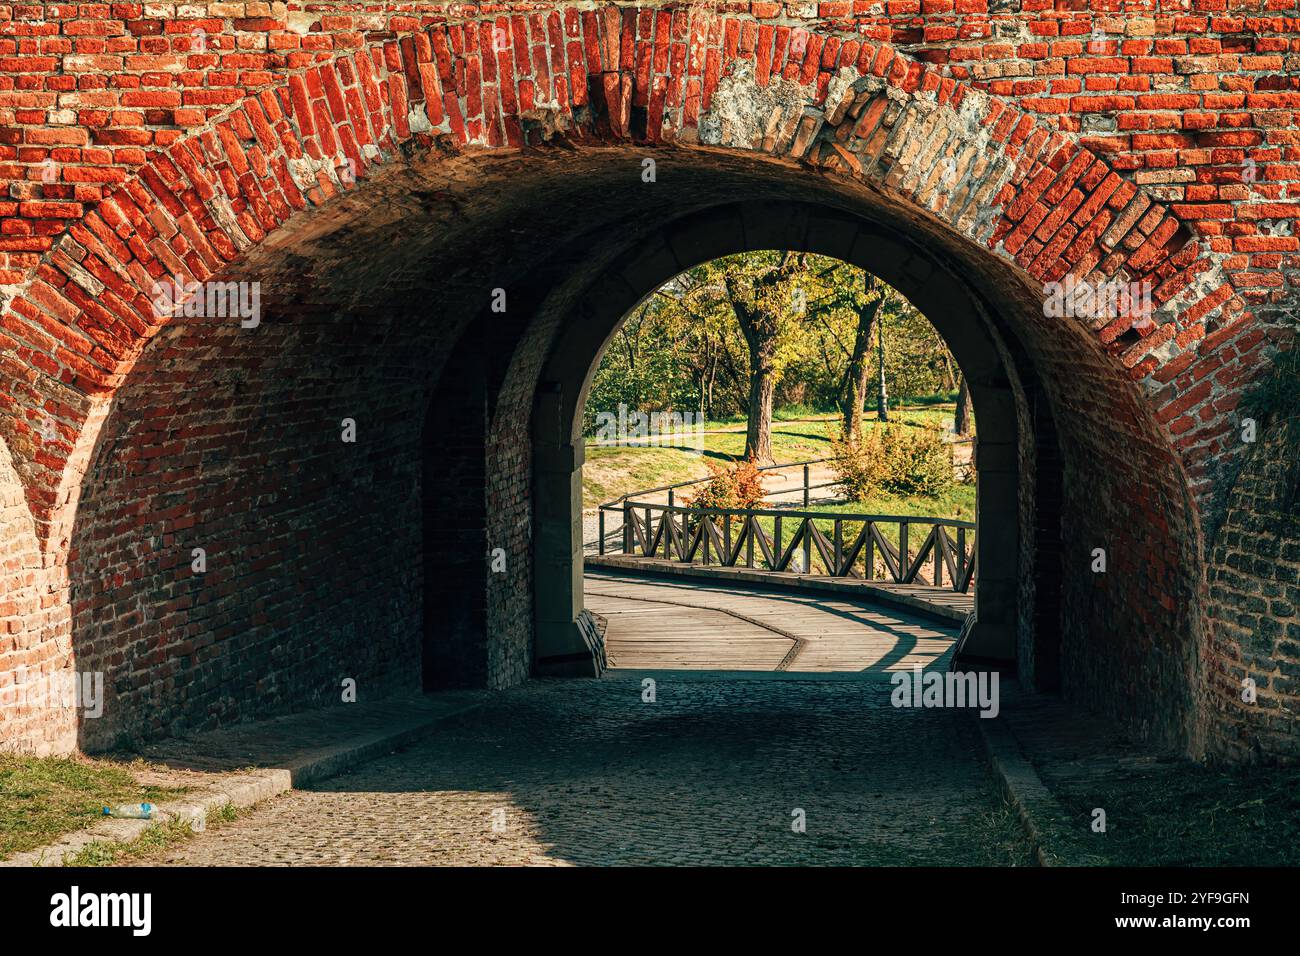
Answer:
[529,198,1036,681]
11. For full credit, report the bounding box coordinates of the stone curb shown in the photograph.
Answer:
[973,712,1078,868]
[585,555,970,626]
[2,701,484,867]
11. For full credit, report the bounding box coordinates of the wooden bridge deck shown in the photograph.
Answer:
[584,571,958,677]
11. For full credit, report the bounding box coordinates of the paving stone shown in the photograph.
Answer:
[124,676,1026,867]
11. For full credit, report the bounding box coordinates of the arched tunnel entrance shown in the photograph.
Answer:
[531,195,1055,686]
[63,143,1201,755]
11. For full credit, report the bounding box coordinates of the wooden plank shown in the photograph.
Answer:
[585,572,958,675]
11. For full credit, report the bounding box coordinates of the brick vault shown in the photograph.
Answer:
[0,2,1295,762]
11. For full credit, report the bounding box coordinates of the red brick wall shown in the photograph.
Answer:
[0,2,1294,758]
[67,291,428,750]
[1206,414,1300,764]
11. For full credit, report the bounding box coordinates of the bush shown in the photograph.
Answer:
[882,423,955,497]
[831,423,955,501]
[829,429,889,501]
[685,458,767,510]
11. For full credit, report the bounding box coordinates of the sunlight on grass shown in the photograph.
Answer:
[584,406,959,508]
[0,754,190,860]
[61,801,243,867]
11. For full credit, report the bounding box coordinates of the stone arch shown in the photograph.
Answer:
[529,198,1035,678]
[513,157,1202,750]
[0,11,1229,543]
[0,7,1265,754]
[1204,410,1300,764]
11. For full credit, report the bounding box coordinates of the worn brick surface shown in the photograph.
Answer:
[0,2,1294,763]
[1206,416,1300,763]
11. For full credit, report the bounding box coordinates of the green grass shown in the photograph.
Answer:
[61,801,243,866]
[972,789,1039,867]
[806,485,976,523]
[584,405,960,507]
[0,753,190,861]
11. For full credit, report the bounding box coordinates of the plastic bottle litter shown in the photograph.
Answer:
[103,803,154,819]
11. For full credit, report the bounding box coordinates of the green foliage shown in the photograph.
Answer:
[585,251,964,434]
[828,429,890,501]
[881,424,956,498]
[831,423,955,501]
[684,458,767,510]
[582,298,701,434]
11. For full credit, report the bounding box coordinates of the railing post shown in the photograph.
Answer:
[599,508,605,555]
[746,516,754,568]
[803,463,810,507]
[802,519,811,575]
[724,513,732,564]
[775,515,782,570]
[899,521,909,583]
[957,526,966,591]
[833,519,842,577]
[666,492,675,561]
[702,511,710,565]
[644,504,651,556]
[865,521,875,580]
[622,501,632,554]
[934,523,943,588]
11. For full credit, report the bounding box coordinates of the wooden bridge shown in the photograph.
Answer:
[584,458,977,663]
[585,571,960,676]
[591,458,978,595]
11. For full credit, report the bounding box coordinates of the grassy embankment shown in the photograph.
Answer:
[0,753,190,861]
[583,405,958,507]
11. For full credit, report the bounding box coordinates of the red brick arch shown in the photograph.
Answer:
[0,3,1288,758]
[0,5,1243,547]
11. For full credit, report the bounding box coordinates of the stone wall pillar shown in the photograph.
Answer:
[532,385,604,676]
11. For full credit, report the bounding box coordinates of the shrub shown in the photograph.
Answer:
[881,423,955,498]
[831,423,955,501]
[685,457,767,510]
[829,429,889,501]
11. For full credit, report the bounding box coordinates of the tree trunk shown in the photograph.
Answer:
[939,348,958,392]
[875,295,889,422]
[955,372,973,436]
[726,269,787,464]
[745,354,776,461]
[705,352,716,420]
[840,274,880,446]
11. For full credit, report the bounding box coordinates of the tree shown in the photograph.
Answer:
[724,254,800,462]
[668,251,815,462]
[955,372,973,437]
[876,302,889,422]
[584,252,966,459]
[838,274,887,445]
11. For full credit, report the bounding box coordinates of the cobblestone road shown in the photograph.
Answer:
[125,674,1029,866]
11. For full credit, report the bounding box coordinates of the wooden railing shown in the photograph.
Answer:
[599,457,837,512]
[600,499,976,593]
